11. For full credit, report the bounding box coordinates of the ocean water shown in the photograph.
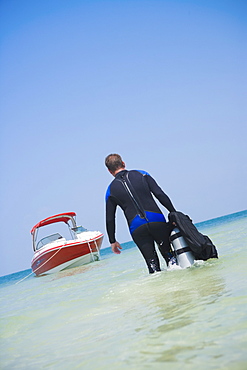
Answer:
[0,210,247,370]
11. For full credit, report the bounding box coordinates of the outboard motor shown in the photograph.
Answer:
[170,227,195,268]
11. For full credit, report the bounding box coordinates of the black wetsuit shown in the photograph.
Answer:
[105,169,176,273]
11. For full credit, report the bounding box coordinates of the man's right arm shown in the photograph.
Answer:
[105,186,117,244]
[106,198,122,254]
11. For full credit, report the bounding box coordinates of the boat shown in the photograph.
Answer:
[31,212,104,276]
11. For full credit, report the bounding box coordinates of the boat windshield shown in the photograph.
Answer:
[36,233,63,250]
[71,226,87,234]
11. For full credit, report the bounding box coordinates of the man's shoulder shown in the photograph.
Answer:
[129,169,150,176]
[105,183,112,201]
[105,177,122,200]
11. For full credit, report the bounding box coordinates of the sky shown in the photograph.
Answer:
[0,0,246,277]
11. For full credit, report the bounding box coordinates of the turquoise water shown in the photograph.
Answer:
[0,210,247,369]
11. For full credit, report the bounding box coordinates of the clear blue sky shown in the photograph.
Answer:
[0,0,246,277]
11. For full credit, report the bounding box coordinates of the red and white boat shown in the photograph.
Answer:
[31,212,104,276]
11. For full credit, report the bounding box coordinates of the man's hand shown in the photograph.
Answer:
[111,241,122,254]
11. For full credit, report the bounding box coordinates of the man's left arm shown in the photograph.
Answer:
[145,174,176,212]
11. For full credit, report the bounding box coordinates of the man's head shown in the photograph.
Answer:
[105,153,125,176]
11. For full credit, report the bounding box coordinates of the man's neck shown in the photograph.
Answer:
[113,168,126,177]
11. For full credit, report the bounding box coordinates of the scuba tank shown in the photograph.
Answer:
[170,227,195,268]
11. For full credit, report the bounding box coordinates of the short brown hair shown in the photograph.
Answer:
[105,154,124,173]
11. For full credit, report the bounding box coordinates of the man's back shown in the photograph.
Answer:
[106,169,163,224]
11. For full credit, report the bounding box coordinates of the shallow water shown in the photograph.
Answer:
[0,211,247,369]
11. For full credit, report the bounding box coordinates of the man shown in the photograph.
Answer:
[105,153,177,273]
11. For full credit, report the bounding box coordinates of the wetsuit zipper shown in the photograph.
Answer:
[118,173,148,221]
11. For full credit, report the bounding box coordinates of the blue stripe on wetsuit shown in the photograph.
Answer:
[129,211,166,234]
[135,170,150,176]
[105,185,111,202]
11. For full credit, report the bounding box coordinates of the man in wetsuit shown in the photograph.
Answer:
[105,153,177,273]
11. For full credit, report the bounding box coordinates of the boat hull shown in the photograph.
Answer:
[31,234,103,276]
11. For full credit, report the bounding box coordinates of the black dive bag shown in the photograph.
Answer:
[168,211,218,261]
